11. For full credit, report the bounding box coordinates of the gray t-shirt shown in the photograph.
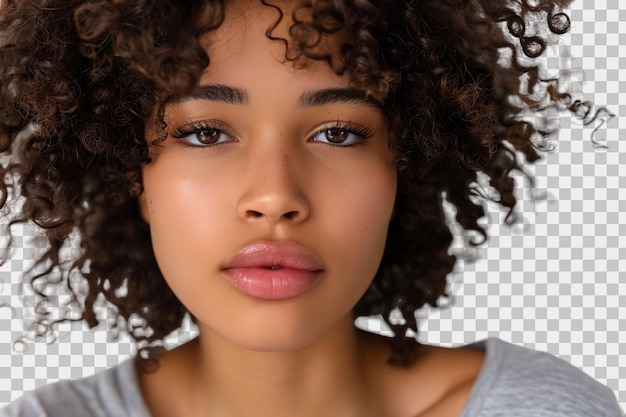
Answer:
[1,338,622,416]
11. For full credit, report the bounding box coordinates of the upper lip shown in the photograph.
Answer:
[222,241,324,271]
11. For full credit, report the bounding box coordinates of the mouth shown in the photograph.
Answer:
[223,241,324,272]
[264,265,283,270]
[222,241,324,300]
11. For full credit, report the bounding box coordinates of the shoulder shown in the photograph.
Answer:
[365,335,486,417]
[0,359,149,417]
[459,338,623,417]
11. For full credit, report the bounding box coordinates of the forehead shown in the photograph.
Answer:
[199,0,348,87]
[214,0,324,39]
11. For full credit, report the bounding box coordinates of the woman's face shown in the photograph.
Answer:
[139,0,397,352]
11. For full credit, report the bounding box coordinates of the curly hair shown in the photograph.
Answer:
[0,0,595,366]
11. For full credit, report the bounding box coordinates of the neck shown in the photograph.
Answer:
[189,315,381,417]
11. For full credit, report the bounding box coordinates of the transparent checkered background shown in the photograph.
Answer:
[1,0,624,411]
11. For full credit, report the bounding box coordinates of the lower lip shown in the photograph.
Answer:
[222,267,321,300]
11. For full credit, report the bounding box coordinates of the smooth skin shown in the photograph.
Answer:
[138,1,485,416]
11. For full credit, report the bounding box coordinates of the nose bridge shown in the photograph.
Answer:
[237,140,309,224]
[251,148,297,197]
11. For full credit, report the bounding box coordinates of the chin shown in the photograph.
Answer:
[196,305,352,354]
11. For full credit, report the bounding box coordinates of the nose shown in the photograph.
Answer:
[236,150,310,225]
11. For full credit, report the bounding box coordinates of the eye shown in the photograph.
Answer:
[171,121,233,147]
[311,123,373,147]
[184,129,231,146]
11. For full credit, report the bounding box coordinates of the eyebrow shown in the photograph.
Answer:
[298,88,382,110]
[172,84,249,105]
[172,85,381,110]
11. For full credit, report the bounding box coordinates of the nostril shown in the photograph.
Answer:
[242,209,303,221]
[283,211,298,220]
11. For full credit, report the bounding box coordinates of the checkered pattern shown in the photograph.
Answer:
[1,0,624,411]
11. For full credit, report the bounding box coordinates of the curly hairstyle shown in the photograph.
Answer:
[0,0,597,366]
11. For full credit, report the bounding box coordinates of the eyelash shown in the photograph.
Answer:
[312,121,374,148]
[169,120,374,148]
[171,120,231,148]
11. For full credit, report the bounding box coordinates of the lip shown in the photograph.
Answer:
[221,241,324,300]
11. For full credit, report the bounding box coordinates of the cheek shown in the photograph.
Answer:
[315,163,397,290]
[335,173,395,246]
[140,159,238,280]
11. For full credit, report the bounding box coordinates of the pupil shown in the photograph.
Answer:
[197,130,218,144]
[326,129,348,143]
